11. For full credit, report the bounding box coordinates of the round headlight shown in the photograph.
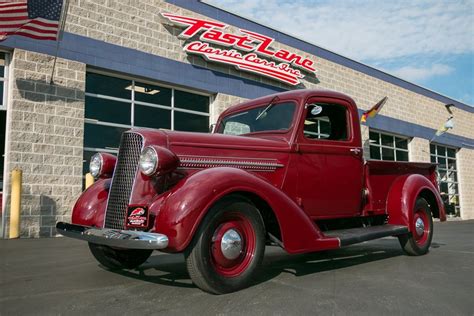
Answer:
[139,147,158,176]
[89,153,103,178]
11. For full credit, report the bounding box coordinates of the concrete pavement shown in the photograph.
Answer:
[1,220,473,315]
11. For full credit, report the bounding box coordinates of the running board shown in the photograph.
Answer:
[323,225,409,247]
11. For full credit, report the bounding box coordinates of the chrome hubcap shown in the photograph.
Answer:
[415,217,425,236]
[220,229,242,260]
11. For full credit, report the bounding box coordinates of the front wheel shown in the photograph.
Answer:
[398,198,433,256]
[88,243,152,270]
[185,197,265,294]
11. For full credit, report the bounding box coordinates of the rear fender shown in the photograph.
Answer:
[71,179,110,227]
[153,167,337,253]
[386,174,446,231]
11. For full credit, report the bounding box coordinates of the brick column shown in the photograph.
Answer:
[409,137,430,162]
[3,49,85,237]
[360,125,371,160]
[457,148,474,219]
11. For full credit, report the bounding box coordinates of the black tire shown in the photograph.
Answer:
[88,243,152,270]
[185,197,265,294]
[398,198,433,256]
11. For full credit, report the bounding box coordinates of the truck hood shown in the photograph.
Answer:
[135,128,292,153]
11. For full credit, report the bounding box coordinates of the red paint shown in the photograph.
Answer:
[72,179,110,227]
[98,153,116,179]
[210,213,256,277]
[71,89,445,255]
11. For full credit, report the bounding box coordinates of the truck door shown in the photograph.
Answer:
[296,97,363,218]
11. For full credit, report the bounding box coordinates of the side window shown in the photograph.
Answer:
[303,103,348,141]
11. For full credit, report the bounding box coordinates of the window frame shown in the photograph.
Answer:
[299,98,353,144]
[368,130,410,161]
[430,143,460,216]
[84,69,211,155]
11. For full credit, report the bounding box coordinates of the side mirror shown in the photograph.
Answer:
[209,123,216,133]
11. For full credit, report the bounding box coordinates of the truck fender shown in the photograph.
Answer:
[386,174,446,231]
[154,167,335,253]
[71,179,110,227]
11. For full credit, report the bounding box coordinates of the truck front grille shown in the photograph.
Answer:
[104,132,143,229]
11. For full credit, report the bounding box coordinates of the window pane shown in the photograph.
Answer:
[175,111,209,133]
[134,81,171,106]
[84,123,128,149]
[395,137,408,150]
[447,147,456,158]
[381,147,395,161]
[0,83,3,106]
[370,146,381,160]
[381,134,393,147]
[430,144,436,154]
[438,157,446,168]
[369,131,379,144]
[320,120,331,136]
[134,104,171,129]
[430,155,436,163]
[174,90,209,113]
[224,122,250,135]
[438,169,447,181]
[437,146,446,156]
[86,72,131,99]
[85,96,131,125]
[396,150,408,161]
[448,159,456,171]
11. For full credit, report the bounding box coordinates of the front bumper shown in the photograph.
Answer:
[56,222,169,250]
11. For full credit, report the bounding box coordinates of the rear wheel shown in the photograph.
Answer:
[398,198,433,256]
[185,197,265,294]
[88,243,152,270]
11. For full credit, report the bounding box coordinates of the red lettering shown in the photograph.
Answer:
[240,29,275,57]
[162,13,226,38]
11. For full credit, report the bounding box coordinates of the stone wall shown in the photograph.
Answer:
[409,138,431,163]
[2,0,473,238]
[3,49,85,237]
[457,148,474,219]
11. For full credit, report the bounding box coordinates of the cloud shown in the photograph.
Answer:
[204,0,474,62]
[388,63,454,81]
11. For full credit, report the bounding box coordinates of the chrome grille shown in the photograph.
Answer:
[104,132,143,229]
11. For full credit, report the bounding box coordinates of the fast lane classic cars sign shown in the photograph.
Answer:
[162,13,317,86]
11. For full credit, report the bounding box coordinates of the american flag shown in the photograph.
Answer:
[0,0,63,41]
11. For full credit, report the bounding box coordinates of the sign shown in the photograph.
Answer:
[161,13,317,86]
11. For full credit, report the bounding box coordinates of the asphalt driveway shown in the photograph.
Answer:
[1,220,473,315]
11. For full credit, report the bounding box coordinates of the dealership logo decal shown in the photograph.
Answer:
[162,13,317,85]
[126,206,149,228]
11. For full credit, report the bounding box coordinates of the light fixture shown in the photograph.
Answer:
[125,84,160,95]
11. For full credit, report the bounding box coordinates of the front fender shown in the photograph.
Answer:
[154,167,338,253]
[71,179,110,227]
[386,174,446,231]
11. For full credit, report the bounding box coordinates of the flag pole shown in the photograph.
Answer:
[49,0,70,85]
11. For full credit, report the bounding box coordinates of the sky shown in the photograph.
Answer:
[205,0,474,106]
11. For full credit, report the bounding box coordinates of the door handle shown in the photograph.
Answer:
[350,148,361,155]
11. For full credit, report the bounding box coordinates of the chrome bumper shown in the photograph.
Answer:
[56,222,169,250]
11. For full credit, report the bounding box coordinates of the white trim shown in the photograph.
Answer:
[87,67,212,97]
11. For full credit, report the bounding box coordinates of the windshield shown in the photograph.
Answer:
[218,102,296,136]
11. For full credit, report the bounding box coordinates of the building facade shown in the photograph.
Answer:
[0,0,473,238]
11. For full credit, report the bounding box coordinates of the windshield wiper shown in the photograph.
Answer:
[255,96,280,121]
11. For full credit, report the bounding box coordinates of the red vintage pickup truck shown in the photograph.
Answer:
[57,89,446,294]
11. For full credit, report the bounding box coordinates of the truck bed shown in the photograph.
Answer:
[364,160,437,214]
